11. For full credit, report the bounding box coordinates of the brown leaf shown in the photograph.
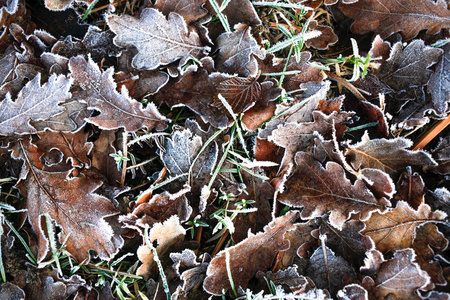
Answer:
[137,215,186,279]
[120,186,192,235]
[319,219,374,267]
[0,283,25,300]
[0,73,72,136]
[268,110,353,170]
[91,130,121,185]
[425,136,450,175]
[336,284,368,300]
[153,0,208,24]
[69,55,167,131]
[306,20,338,50]
[107,8,209,70]
[345,134,437,177]
[394,168,425,209]
[362,201,447,253]
[215,23,265,77]
[13,139,122,263]
[306,245,356,296]
[338,0,450,39]
[277,152,391,230]
[203,210,299,295]
[376,40,443,91]
[44,0,95,11]
[428,43,450,115]
[413,223,448,287]
[213,76,262,114]
[361,249,431,299]
[208,0,261,28]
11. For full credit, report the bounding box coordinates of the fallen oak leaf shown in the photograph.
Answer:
[277,152,391,230]
[153,0,208,24]
[362,201,447,253]
[428,43,450,115]
[0,73,72,136]
[69,55,167,132]
[203,210,299,296]
[338,0,450,40]
[107,8,209,70]
[13,139,123,263]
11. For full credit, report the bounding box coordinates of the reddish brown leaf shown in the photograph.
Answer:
[306,20,338,50]
[208,0,261,28]
[213,76,262,114]
[361,249,431,299]
[153,0,208,24]
[91,130,121,185]
[338,0,450,39]
[337,284,368,300]
[345,134,437,177]
[277,152,391,229]
[107,8,209,70]
[394,168,425,209]
[362,201,447,253]
[69,55,167,132]
[203,210,299,295]
[14,139,122,263]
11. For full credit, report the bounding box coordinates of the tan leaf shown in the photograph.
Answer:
[69,55,167,132]
[203,210,299,295]
[345,134,436,177]
[107,8,209,70]
[153,0,208,24]
[14,139,122,263]
[0,74,72,136]
[44,0,95,11]
[277,152,391,230]
[361,249,431,299]
[338,0,450,39]
[362,201,447,253]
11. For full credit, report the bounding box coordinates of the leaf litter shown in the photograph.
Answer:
[0,0,449,299]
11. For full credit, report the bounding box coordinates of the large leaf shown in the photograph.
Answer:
[428,43,450,115]
[362,201,447,253]
[0,73,72,136]
[69,55,167,132]
[107,8,209,70]
[14,139,122,263]
[203,211,299,296]
[277,152,391,230]
[338,0,450,39]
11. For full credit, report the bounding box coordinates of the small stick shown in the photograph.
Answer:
[413,113,450,150]
[211,231,229,257]
[323,70,368,102]
[195,226,203,256]
[120,131,128,186]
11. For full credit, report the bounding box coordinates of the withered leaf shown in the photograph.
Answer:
[69,55,167,131]
[375,40,442,91]
[338,0,450,39]
[107,8,209,70]
[336,284,368,300]
[306,20,338,50]
[15,139,122,263]
[425,136,450,175]
[44,0,95,11]
[209,0,261,28]
[362,201,447,253]
[91,130,121,185]
[345,134,437,177]
[413,223,448,287]
[0,282,25,300]
[153,0,208,24]
[137,215,186,279]
[268,110,353,171]
[213,76,262,114]
[277,152,391,230]
[0,73,72,136]
[428,43,450,115]
[215,23,265,77]
[361,249,430,299]
[394,169,425,209]
[306,245,356,296]
[203,210,299,295]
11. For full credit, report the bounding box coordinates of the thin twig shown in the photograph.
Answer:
[413,113,450,150]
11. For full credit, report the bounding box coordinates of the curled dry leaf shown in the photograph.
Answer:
[215,23,266,77]
[336,284,368,300]
[277,152,391,230]
[107,8,209,70]
[428,43,450,115]
[69,55,167,132]
[375,40,442,92]
[203,210,299,296]
[14,139,123,263]
[0,73,72,136]
[338,0,450,39]
[362,201,447,253]
[153,0,208,24]
[345,134,437,177]
[306,245,356,296]
[361,249,431,299]
[394,169,425,209]
[137,215,186,279]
